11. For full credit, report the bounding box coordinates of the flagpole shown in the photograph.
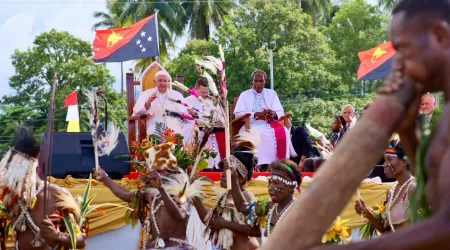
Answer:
[121,62,124,95]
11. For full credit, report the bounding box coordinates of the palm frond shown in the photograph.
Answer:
[62,216,77,250]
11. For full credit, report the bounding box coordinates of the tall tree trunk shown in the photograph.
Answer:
[205,25,210,41]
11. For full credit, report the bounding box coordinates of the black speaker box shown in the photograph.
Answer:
[39,132,130,179]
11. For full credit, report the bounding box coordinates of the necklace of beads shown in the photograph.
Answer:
[151,195,165,248]
[150,195,191,249]
[387,177,414,232]
[267,198,295,237]
[13,182,58,249]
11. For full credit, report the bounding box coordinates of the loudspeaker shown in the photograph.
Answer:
[39,132,130,179]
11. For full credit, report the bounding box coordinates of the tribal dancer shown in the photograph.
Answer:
[191,131,261,250]
[94,142,208,250]
[226,159,301,242]
[0,128,86,250]
[356,139,415,234]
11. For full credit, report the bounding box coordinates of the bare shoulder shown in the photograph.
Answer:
[48,183,72,198]
[408,180,417,200]
[242,190,256,202]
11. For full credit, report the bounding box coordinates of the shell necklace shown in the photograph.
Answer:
[266,198,295,237]
[387,176,414,232]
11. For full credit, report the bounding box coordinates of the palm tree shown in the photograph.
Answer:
[378,0,398,11]
[92,1,128,30]
[111,0,182,60]
[179,0,235,40]
[295,0,332,26]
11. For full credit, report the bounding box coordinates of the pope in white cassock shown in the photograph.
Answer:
[133,70,193,141]
[185,78,226,169]
[233,70,290,167]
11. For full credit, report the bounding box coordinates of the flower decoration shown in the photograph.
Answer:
[359,203,385,240]
[322,216,352,244]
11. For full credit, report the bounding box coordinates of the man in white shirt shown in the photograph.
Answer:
[133,70,192,140]
[185,78,225,169]
[233,70,290,169]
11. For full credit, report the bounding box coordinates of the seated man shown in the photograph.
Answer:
[133,70,192,140]
[185,78,226,169]
[233,70,290,170]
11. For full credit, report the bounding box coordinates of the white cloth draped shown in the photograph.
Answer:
[133,88,192,141]
[186,206,212,250]
[233,88,290,165]
[185,96,225,168]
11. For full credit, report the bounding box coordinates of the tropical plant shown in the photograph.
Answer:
[378,0,398,11]
[179,0,235,40]
[294,0,333,26]
[0,29,127,154]
[92,0,129,30]
[323,0,389,94]
[57,174,131,249]
[111,0,182,59]
[217,0,343,100]
[359,203,385,240]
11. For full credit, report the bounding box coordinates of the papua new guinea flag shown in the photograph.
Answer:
[92,14,160,63]
[357,41,396,81]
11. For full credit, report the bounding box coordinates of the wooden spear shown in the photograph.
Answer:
[43,72,58,217]
[262,81,416,249]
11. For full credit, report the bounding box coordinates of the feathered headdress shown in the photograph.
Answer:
[160,169,209,204]
[84,89,120,169]
[0,128,40,212]
[232,129,261,155]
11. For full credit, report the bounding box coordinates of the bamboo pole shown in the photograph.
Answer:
[262,81,416,249]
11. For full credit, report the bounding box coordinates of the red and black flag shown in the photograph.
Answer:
[92,14,160,63]
[357,41,396,81]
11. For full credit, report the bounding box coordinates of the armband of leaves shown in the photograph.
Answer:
[247,197,270,228]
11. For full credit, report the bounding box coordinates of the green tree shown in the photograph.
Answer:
[378,0,398,11]
[297,0,333,26]
[92,0,128,30]
[179,0,235,40]
[165,40,219,87]
[324,0,389,94]
[285,93,376,137]
[217,0,343,101]
[111,0,182,59]
[0,29,127,153]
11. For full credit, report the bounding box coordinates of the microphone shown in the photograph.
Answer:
[97,89,108,131]
[96,89,106,95]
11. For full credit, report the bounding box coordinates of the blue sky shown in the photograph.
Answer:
[0,0,378,99]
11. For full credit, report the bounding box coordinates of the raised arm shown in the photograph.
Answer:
[355,199,387,234]
[192,197,209,223]
[224,160,250,214]
[94,167,133,202]
[149,170,186,221]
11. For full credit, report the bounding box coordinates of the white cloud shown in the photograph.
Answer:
[0,1,188,100]
[0,12,36,98]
